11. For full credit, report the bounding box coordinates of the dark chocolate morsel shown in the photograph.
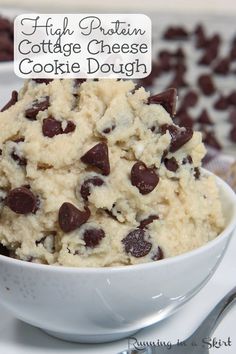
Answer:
[7,187,38,214]
[148,88,177,116]
[152,246,164,261]
[139,215,159,229]
[122,229,152,258]
[80,176,104,201]
[1,91,18,112]
[83,228,105,248]
[131,161,159,195]
[25,96,50,120]
[58,202,90,233]
[81,142,110,176]
[42,117,63,137]
[164,157,179,172]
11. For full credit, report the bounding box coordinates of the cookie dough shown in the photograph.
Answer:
[0,79,224,267]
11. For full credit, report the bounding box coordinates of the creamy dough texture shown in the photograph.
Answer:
[0,79,224,267]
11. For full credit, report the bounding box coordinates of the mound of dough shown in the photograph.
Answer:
[0,79,224,267]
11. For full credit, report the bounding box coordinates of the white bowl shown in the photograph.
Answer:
[0,171,236,344]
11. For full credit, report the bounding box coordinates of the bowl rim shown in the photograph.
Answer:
[1,169,236,273]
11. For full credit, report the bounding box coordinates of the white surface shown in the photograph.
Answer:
[0,233,235,353]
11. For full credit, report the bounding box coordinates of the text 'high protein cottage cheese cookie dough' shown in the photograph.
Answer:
[0,79,224,267]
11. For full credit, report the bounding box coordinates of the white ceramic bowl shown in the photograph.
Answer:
[0,171,236,344]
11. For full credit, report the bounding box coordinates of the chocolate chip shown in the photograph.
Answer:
[161,124,193,153]
[7,187,38,214]
[163,26,188,40]
[122,229,152,258]
[228,91,236,106]
[80,176,104,201]
[181,90,198,108]
[229,126,236,142]
[0,244,10,257]
[42,117,63,137]
[58,202,90,233]
[1,90,18,112]
[82,228,105,248]
[230,44,236,61]
[175,111,194,128]
[198,74,215,96]
[25,96,49,120]
[203,131,222,150]
[168,72,188,89]
[63,121,76,134]
[182,155,193,164]
[197,109,213,125]
[228,109,236,124]
[32,79,53,85]
[214,95,229,110]
[75,79,86,86]
[148,88,177,116]
[11,149,27,166]
[194,167,201,180]
[164,157,179,172]
[131,161,159,195]
[174,47,185,59]
[139,215,159,229]
[102,125,116,134]
[152,246,164,261]
[81,142,110,176]
[213,58,230,75]
[198,47,217,66]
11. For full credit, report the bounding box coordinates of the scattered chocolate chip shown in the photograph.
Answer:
[0,244,10,257]
[174,47,185,59]
[176,111,194,128]
[182,155,193,164]
[1,91,18,112]
[213,57,230,75]
[42,117,63,137]
[198,74,215,96]
[168,72,188,89]
[164,157,179,172]
[7,187,38,214]
[214,95,229,110]
[203,131,222,150]
[148,88,177,116]
[131,161,159,195]
[181,90,198,108]
[228,109,236,124]
[230,44,236,61]
[197,109,213,125]
[0,16,13,62]
[194,24,205,37]
[82,228,105,248]
[81,142,110,176]
[122,229,152,258]
[58,202,90,233]
[102,125,116,134]
[194,167,201,180]
[139,215,159,229]
[161,124,193,153]
[228,91,236,106]
[63,121,76,134]
[11,149,27,166]
[80,176,104,201]
[163,26,188,40]
[161,149,168,163]
[32,79,53,85]
[229,126,236,142]
[25,96,49,120]
[198,47,218,66]
[152,246,164,261]
[75,79,86,86]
